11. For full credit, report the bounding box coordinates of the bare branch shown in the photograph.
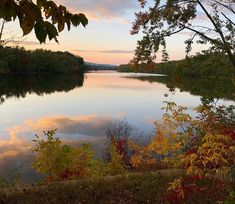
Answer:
[212,0,235,14]
[222,12,235,26]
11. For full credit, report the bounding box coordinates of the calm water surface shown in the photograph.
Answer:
[0,71,234,183]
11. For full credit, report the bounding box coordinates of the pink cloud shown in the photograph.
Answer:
[55,0,138,20]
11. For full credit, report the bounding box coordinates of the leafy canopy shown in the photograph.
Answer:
[132,0,235,67]
[0,0,88,43]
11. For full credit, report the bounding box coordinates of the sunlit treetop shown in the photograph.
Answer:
[132,0,235,68]
[0,0,88,43]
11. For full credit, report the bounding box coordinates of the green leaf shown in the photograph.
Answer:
[78,13,88,27]
[0,1,18,21]
[71,14,80,26]
[20,18,35,36]
[44,21,58,42]
[45,8,53,19]
[65,13,72,30]
[66,19,71,31]
[32,4,43,20]
[34,22,47,43]
[57,17,65,32]
[19,1,38,21]
[47,1,58,10]
[36,0,46,8]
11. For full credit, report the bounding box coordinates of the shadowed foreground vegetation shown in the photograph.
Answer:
[0,171,183,204]
[1,101,234,203]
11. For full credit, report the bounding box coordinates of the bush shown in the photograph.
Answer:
[32,130,97,182]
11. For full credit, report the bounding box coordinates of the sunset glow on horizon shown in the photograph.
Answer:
[4,0,208,65]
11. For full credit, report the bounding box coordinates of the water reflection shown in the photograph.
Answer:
[0,71,234,183]
[0,114,124,183]
[0,74,84,105]
[128,75,235,101]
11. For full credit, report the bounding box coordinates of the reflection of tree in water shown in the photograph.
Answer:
[128,75,235,102]
[0,74,84,104]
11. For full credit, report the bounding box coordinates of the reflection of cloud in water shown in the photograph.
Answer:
[0,114,125,183]
[0,128,32,160]
[0,114,125,160]
[26,115,118,138]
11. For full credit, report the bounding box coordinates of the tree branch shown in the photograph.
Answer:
[222,12,235,27]
[181,24,222,45]
[164,27,186,37]
[212,0,235,14]
[197,0,227,46]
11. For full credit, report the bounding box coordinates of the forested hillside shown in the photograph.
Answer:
[119,53,235,77]
[0,46,86,74]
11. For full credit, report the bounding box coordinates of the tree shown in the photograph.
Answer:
[131,0,235,68]
[0,0,88,44]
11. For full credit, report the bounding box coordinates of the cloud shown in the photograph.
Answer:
[0,128,32,160]
[25,114,116,138]
[8,40,53,46]
[12,41,41,45]
[56,0,138,20]
[0,114,126,160]
[0,113,132,183]
[75,49,134,54]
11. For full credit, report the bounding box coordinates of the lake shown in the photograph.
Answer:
[0,71,234,183]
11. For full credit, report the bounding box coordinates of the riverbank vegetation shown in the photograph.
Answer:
[1,101,234,203]
[0,1,234,203]
[119,53,235,77]
[0,46,86,74]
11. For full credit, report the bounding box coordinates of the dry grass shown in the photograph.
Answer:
[0,170,183,204]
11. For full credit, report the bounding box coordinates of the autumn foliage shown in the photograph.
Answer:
[32,102,235,203]
[129,101,235,203]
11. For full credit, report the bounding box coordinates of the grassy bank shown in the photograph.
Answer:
[1,170,234,204]
[0,170,183,204]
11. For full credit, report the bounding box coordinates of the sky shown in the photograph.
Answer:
[3,0,211,65]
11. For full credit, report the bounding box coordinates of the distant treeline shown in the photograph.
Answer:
[118,53,235,77]
[0,46,86,74]
[86,63,117,71]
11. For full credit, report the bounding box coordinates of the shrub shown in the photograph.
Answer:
[103,120,133,171]
[32,130,96,181]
